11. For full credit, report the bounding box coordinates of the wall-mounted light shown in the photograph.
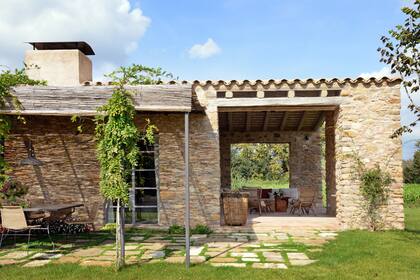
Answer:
[20,140,43,166]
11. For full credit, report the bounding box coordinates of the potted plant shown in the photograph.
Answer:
[221,189,249,226]
[274,190,288,212]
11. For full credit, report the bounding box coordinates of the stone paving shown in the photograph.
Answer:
[0,230,338,269]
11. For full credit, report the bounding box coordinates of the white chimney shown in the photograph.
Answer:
[24,41,94,86]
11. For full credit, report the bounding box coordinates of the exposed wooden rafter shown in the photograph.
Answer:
[297,111,307,131]
[245,112,251,131]
[280,112,289,130]
[262,111,270,131]
[227,112,233,131]
[313,112,325,131]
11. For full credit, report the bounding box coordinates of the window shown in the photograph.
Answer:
[106,138,159,224]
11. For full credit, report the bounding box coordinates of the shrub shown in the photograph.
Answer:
[359,165,393,230]
[168,224,213,235]
[101,223,117,232]
[168,224,185,234]
[0,178,28,206]
[191,224,213,235]
[404,184,420,207]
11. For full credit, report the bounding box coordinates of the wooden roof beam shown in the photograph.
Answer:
[297,111,307,131]
[227,112,233,132]
[263,111,270,131]
[245,112,251,131]
[313,112,325,131]
[280,112,289,130]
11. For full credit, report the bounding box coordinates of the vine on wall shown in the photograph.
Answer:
[94,64,168,269]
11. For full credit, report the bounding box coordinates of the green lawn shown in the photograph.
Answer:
[242,178,289,189]
[0,207,419,280]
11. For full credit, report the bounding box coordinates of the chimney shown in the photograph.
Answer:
[24,41,94,86]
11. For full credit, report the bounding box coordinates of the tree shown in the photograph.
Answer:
[95,64,169,269]
[231,143,289,183]
[378,1,420,136]
[403,140,420,183]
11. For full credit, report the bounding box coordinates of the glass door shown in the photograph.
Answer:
[106,139,159,224]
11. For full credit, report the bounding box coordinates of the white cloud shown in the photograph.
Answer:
[188,38,221,59]
[359,66,399,79]
[0,0,151,79]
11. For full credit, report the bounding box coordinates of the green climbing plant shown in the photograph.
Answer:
[95,64,169,269]
[0,66,45,185]
[351,151,394,231]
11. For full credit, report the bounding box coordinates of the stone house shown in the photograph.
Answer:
[2,42,404,230]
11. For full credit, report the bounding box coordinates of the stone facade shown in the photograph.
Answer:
[334,83,404,230]
[3,79,405,230]
[5,113,221,228]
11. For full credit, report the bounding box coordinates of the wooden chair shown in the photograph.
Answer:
[0,206,54,250]
[289,188,317,216]
[257,189,273,215]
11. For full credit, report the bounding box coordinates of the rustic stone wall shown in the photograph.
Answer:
[5,116,103,227]
[335,83,404,230]
[219,131,324,209]
[147,112,221,227]
[5,113,221,228]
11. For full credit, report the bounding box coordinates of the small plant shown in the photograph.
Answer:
[168,224,185,234]
[191,224,213,235]
[0,178,28,206]
[100,223,117,232]
[359,165,393,231]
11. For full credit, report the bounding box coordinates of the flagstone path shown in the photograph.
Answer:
[0,230,338,269]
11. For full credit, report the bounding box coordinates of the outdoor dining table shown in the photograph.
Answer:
[23,203,84,222]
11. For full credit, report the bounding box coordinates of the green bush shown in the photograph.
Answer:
[100,223,116,232]
[191,224,213,235]
[168,224,185,234]
[168,224,212,235]
[404,184,420,207]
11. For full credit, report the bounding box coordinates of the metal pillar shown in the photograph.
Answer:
[184,112,190,268]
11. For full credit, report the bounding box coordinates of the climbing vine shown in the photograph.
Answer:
[95,64,169,269]
[348,144,394,231]
[0,66,45,185]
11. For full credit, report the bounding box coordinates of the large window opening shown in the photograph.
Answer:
[231,143,290,190]
[106,138,159,225]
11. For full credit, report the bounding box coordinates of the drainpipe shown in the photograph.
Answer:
[184,112,190,268]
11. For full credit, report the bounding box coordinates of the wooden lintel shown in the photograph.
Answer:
[215,97,347,112]
[218,105,338,113]
[297,111,307,131]
[280,112,289,130]
[263,111,270,131]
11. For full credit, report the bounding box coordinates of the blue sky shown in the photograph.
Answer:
[0,0,418,159]
[129,0,404,80]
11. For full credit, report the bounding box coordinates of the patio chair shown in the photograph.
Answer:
[289,188,317,216]
[0,206,54,250]
[257,189,273,215]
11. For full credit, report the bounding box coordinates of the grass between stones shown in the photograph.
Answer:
[0,208,419,279]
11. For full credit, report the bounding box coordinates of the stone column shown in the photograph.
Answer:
[335,83,404,229]
[325,110,337,216]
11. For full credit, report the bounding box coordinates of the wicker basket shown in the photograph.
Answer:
[222,192,249,226]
